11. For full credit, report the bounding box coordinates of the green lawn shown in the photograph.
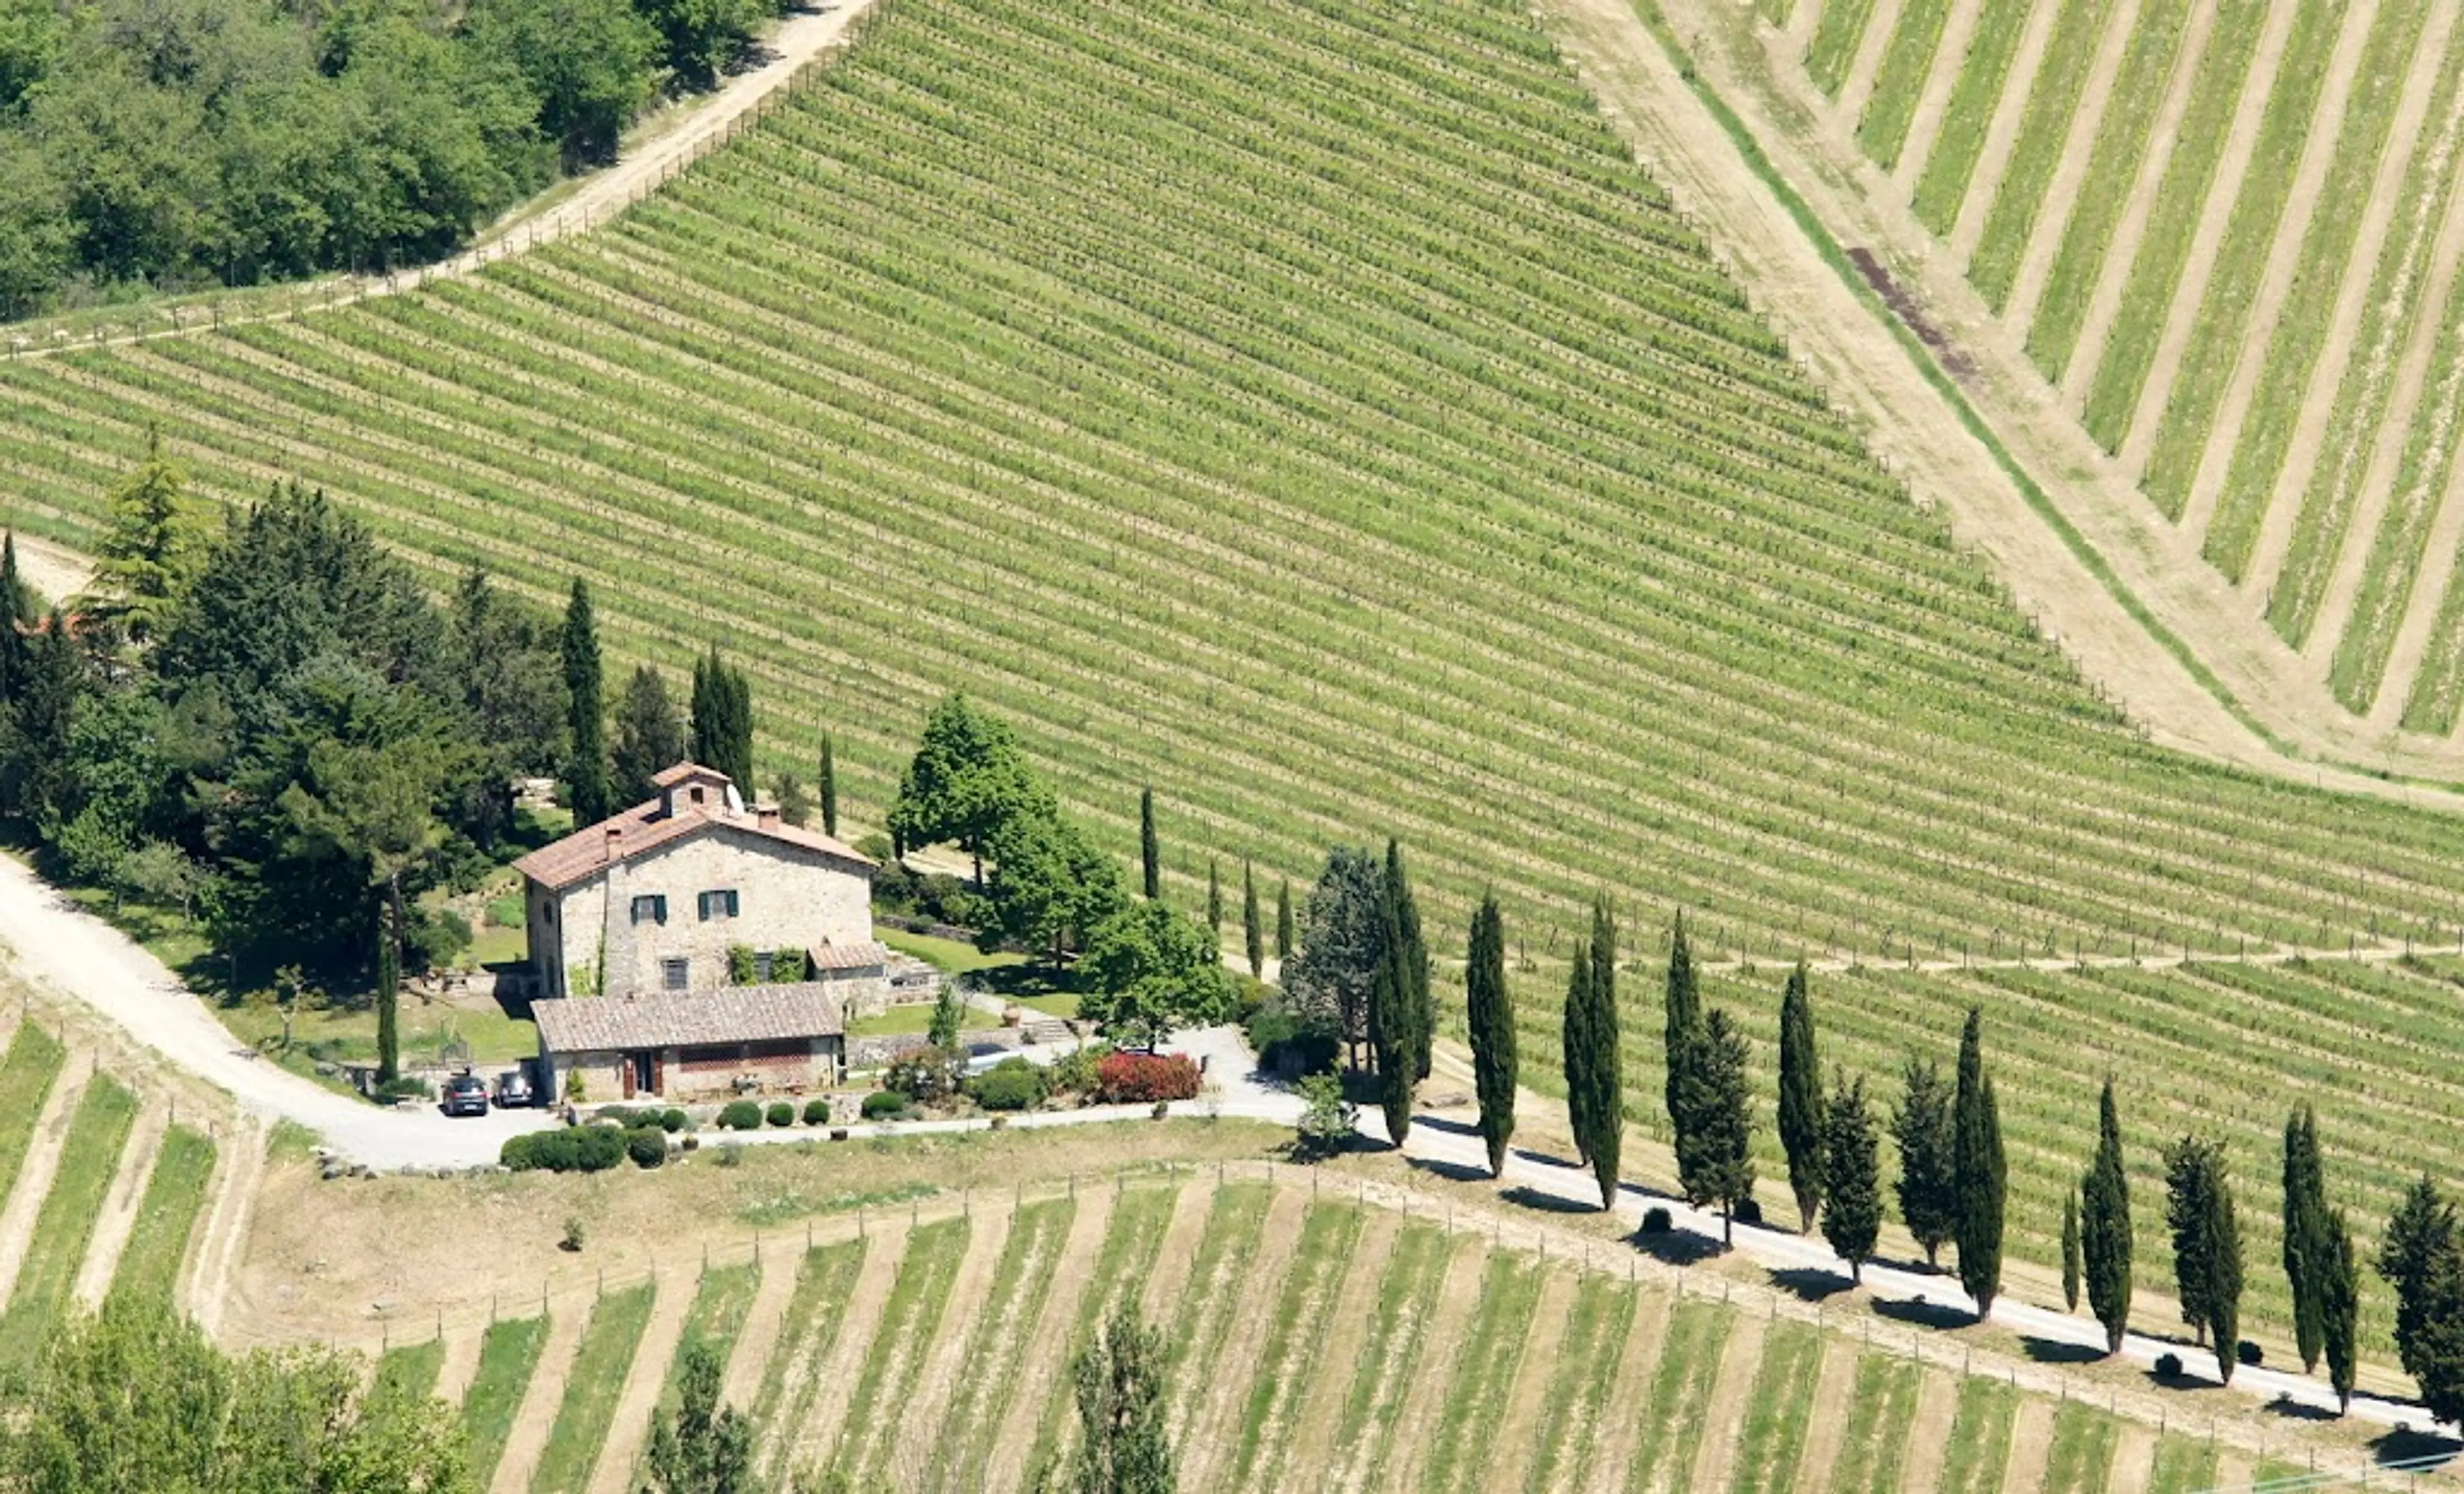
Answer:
[531,1282,655,1494]
[107,1125,216,1305]
[463,1315,551,1490]
[219,999,538,1071]
[0,1075,138,1370]
[371,1337,446,1401]
[879,928,1027,976]
[846,1004,938,1038]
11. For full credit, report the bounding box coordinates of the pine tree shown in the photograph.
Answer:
[1562,940,1596,1169]
[1275,879,1292,963]
[819,730,839,838]
[2083,1078,2133,1353]
[83,430,205,643]
[1389,841,1433,1083]
[1139,787,1159,901]
[2375,1175,2464,1422]
[1777,961,1823,1233]
[1071,1304,1175,1494]
[1820,1071,1880,1282]
[2284,1104,2329,1372]
[1206,858,1222,930]
[1677,1007,1753,1245]
[1663,911,1699,1157]
[2062,1191,2082,1313]
[2322,1206,2360,1414]
[2164,1135,2243,1380]
[1465,894,1516,1178]
[1893,1055,1956,1268]
[560,578,609,825]
[1952,1008,2006,1320]
[1240,863,1262,979]
[929,979,965,1053]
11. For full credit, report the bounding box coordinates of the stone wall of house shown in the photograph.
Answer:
[544,824,871,998]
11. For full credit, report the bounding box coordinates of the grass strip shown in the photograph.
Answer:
[1857,0,1955,171]
[751,1237,866,1476]
[1625,1298,1732,1492]
[0,1074,136,1370]
[840,1216,969,1485]
[1966,0,2115,312]
[2024,0,2193,380]
[2146,1432,2218,1494]
[1025,1182,1177,1482]
[1910,0,2032,233]
[105,1123,213,1305]
[1224,1200,1362,1490]
[370,1337,446,1402]
[1421,1248,1546,1493]
[0,1025,67,1215]
[2041,1400,2123,1493]
[461,1315,550,1491]
[2141,0,2345,522]
[657,1261,760,1417]
[1937,1377,2019,1494]
[1729,1319,1824,1491]
[529,1281,655,1494]
[1521,1275,1639,1494]
[1163,1182,1272,1427]
[2082,0,2271,454]
[938,1197,1076,1490]
[1828,1354,1921,1492]
[1806,0,1881,98]
[1330,1220,1455,1491]
[2207,0,2428,587]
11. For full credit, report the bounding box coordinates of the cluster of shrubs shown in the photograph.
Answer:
[860,836,995,932]
[715,1098,837,1130]
[966,1057,1049,1112]
[1094,1053,1202,1104]
[502,1123,671,1173]
[593,1106,688,1133]
[886,1047,966,1105]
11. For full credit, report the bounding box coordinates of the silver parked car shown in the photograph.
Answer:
[492,1069,535,1108]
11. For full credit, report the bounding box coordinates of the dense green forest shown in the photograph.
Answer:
[0,0,784,316]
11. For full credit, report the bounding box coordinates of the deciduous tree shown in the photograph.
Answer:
[2083,1078,2132,1353]
[982,804,1125,967]
[1777,961,1822,1233]
[1071,1304,1174,1494]
[1820,1071,1879,1282]
[1080,901,1233,1051]
[1953,1008,2006,1319]
[642,1340,756,1494]
[1465,894,1515,1178]
[1893,1056,1956,1268]
[889,694,1035,885]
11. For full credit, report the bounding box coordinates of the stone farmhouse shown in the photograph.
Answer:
[515,763,886,1102]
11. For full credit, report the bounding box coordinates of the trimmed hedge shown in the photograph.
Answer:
[968,1057,1047,1112]
[717,1101,764,1131]
[766,1101,794,1128]
[502,1126,627,1173]
[1095,1053,1201,1104]
[861,1090,909,1119]
[803,1098,830,1126]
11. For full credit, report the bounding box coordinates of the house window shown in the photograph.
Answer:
[662,958,690,992]
[697,890,740,921]
[753,950,774,983]
[629,895,668,926]
[690,786,706,804]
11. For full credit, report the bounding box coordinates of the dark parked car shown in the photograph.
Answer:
[493,1070,535,1109]
[441,1073,490,1117]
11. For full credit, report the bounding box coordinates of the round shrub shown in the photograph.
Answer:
[501,1125,627,1174]
[766,1101,794,1128]
[660,1108,687,1133]
[1733,1197,1763,1227]
[2236,1340,2262,1368]
[803,1098,830,1126]
[717,1100,764,1131]
[626,1128,667,1169]
[967,1057,1048,1112]
[1639,1206,1673,1235]
[2154,1352,2184,1379]
[862,1090,909,1120]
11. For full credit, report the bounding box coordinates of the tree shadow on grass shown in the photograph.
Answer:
[2372,1427,2459,1470]
[2263,1393,2337,1420]
[1405,1155,1494,1186]
[1414,1114,1480,1139]
[1501,1184,1604,1216]
[2021,1336,2104,1366]
[1630,1227,1722,1266]
[1874,1296,1976,1331]
[1767,1266,1854,1302]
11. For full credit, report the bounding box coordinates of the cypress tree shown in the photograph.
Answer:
[1580,897,1621,1209]
[1140,788,1159,901]
[1242,863,1263,979]
[1275,879,1292,963]
[1893,1056,1956,1267]
[1465,895,1515,1178]
[1663,912,1699,1155]
[1777,961,1823,1233]
[0,531,30,705]
[1952,1008,2006,1320]
[2083,1078,2133,1353]
[688,643,753,788]
[1207,858,1222,930]
[2321,1206,2359,1414]
[1677,1007,1753,1244]
[1820,1071,1880,1282]
[1390,841,1432,1082]
[2283,1104,2329,1372]
[2376,1176,2464,1422]
[2164,1135,2243,1380]
[1562,940,1596,1169]
[560,578,609,825]
[819,731,839,838]
[375,912,400,1086]
[2062,1191,2081,1313]
[1371,884,1414,1148]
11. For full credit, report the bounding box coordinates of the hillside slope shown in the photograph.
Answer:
[2,0,2460,967]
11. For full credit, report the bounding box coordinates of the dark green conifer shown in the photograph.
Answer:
[1242,863,1263,979]
[1677,1007,1753,1244]
[2164,1134,2243,1382]
[2322,1206,2360,1414]
[2284,1104,2329,1372]
[1952,1008,2006,1320]
[1892,1055,1956,1268]
[2083,1078,2132,1352]
[819,731,839,838]
[1140,786,1159,901]
[687,643,753,788]
[1820,1071,1881,1282]
[1206,858,1222,931]
[1562,940,1595,1168]
[1465,895,1515,1177]
[2061,1190,2081,1313]
[561,578,609,825]
[1663,912,1699,1154]
[1371,885,1414,1149]
[1274,879,1292,963]
[1777,961,1822,1232]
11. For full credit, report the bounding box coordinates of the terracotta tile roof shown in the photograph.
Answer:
[533,981,850,1053]
[807,940,891,972]
[513,767,874,891]
[651,762,719,788]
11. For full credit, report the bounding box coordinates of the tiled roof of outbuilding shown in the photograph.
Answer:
[532,978,864,1053]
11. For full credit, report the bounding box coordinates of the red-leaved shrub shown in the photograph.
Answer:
[1095,1052,1201,1104]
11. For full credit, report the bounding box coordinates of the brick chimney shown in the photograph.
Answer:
[757,805,780,829]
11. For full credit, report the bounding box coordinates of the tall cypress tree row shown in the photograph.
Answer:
[560,577,608,825]
[2083,1078,2133,1353]
[375,912,400,1086]
[1562,940,1596,1169]
[1777,962,1823,1233]
[1274,879,1292,962]
[1952,1008,2006,1320]
[818,731,839,838]
[2284,1104,2330,1372]
[0,532,31,704]
[688,643,754,788]
[1664,912,1699,1155]
[1820,1072,1880,1281]
[1242,863,1263,979]
[1389,841,1433,1082]
[1140,787,1159,900]
[1465,894,1515,1178]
